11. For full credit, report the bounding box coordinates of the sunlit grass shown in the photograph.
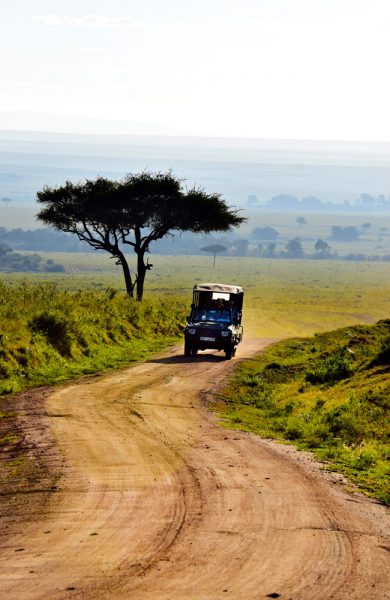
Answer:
[218,321,390,504]
[1,254,389,339]
[0,281,187,395]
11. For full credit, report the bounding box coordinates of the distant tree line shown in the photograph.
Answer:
[330,226,360,242]
[249,238,390,261]
[0,221,389,264]
[0,226,86,252]
[251,225,367,243]
[247,193,390,212]
[197,236,390,262]
[0,243,64,272]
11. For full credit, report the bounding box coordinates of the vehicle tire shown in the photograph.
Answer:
[184,340,192,357]
[225,345,233,360]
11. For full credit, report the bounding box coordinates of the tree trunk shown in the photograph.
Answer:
[117,250,134,297]
[136,251,147,301]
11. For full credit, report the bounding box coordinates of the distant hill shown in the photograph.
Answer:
[1,130,390,209]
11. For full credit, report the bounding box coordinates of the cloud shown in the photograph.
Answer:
[32,15,140,29]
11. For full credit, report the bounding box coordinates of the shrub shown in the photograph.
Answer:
[314,397,326,410]
[305,422,331,447]
[306,353,353,384]
[351,447,378,471]
[325,405,365,445]
[285,416,305,440]
[370,336,390,367]
[0,359,12,378]
[29,311,76,357]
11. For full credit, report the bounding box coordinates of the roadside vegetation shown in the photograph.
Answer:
[218,321,390,504]
[0,281,187,396]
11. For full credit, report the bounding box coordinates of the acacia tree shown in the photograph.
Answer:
[36,172,245,300]
[200,244,227,267]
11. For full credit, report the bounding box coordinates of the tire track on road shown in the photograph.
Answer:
[0,340,389,599]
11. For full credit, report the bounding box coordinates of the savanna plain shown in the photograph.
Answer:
[1,255,389,490]
[0,254,389,599]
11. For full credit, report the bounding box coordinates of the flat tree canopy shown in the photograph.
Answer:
[36,171,245,300]
[200,244,227,267]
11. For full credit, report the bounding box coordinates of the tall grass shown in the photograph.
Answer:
[0,281,187,394]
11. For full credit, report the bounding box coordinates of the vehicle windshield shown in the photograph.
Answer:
[192,308,232,324]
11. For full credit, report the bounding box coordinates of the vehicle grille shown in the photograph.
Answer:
[196,327,220,337]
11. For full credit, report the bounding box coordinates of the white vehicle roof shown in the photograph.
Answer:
[193,283,244,294]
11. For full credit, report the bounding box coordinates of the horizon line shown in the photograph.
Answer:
[2,127,390,147]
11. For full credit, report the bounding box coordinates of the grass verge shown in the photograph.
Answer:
[0,281,188,480]
[0,281,187,396]
[217,320,390,505]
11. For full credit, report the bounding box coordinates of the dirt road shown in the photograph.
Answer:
[1,339,389,599]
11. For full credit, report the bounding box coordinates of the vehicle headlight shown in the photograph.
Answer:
[221,330,230,337]
[188,328,196,335]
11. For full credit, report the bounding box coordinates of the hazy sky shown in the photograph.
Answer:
[2,0,390,141]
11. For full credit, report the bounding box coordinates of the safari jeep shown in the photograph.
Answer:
[183,283,244,359]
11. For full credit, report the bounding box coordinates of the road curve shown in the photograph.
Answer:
[0,339,389,600]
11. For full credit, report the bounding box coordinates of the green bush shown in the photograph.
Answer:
[285,418,304,440]
[306,353,353,384]
[0,359,12,378]
[325,405,365,445]
[304,422,331,447]
[351,447,379,470]
[29,311,74,357]
[371,335,390,367]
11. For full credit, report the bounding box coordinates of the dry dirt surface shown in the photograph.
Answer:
[0,339,389,600]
